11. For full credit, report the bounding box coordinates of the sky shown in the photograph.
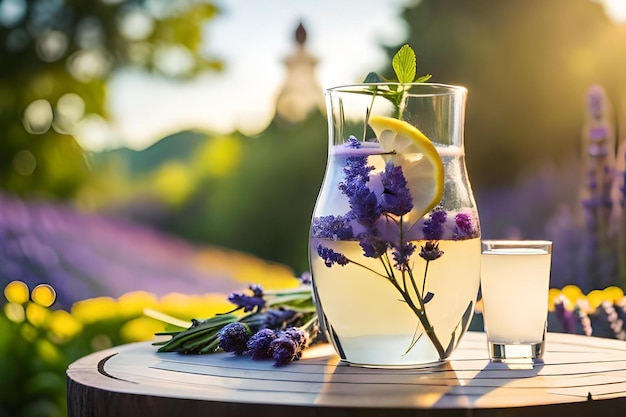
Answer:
[83,0,415,151]
[76,0,626,152]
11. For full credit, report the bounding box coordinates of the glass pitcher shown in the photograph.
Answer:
[309,83,481,367]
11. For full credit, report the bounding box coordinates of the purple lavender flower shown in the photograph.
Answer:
[338,155,379,227]
[311,215,353,240]
[317,244,349,267]
[245,328,277,360]
[228,285,266,312]
[217,322,250,355]
[392,241,416,270]
[359,234,388,258]
[346,135,361,148]
[269,336,297,366]
[423,208,447,240]
[269,327,309,366]
[339,157,374,194]
[282,327,309,352]
[419,241,444,261]
[454,212,475,239]
[349,187,380,227]
[300,271,311,284]
[379,162,413,216]
[261,307,301,329]
[249,284,263,298]
[554,296,576,334]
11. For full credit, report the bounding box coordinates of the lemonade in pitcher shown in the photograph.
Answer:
[309,63,481,367]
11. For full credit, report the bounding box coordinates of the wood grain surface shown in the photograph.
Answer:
[66,331,626,416]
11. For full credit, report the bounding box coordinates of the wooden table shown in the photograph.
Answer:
[66,331,626,416]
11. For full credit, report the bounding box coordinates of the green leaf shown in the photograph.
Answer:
[415,74,432,83]
[392,44,416,83]
[363,72,383,84]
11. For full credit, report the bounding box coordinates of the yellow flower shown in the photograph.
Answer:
[602,286,624,304]
[4,302,25,323]
[26,302,50,327]
[48,310,83,341]
[4,281,29,304]
[560,284,585,306]
[548,285,626,315]
[117,291,158,318]
[158,292,232,321]
[31,284,56,307]
[71,297,118,323]
[586,289,606,312]
[120,317,165,342]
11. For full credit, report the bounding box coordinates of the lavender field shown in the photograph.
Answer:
[0,192,296,309]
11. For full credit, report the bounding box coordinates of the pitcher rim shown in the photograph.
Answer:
[326,82,467,96]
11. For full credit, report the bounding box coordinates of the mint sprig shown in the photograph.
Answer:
[363,44,431,120]
[392,44,417,83]
[363,44,431,84]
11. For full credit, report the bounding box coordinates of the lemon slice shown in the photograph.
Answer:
[368,115,444,218]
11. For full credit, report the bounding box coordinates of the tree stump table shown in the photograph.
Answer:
[66,331,626,416]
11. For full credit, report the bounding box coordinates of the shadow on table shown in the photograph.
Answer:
[432,359,545,409]
[319,359,466,411]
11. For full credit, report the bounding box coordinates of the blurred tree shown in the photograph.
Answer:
[0,0,221,199]
[392,0,626,188]
[154,114,328,275]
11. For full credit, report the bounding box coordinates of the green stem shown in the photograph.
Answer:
[381,249,446,359]
[407,264,446,358]
[422,261,429,295]
[396,86,407,119]
[363,89,377,140]
[346,257,390,280]
[381,251,397,281]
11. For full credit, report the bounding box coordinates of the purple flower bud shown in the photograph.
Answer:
[300,271,312,284]
[349,186,380,227]
[261,308,301,329]
[217,322,250,355]
[346,135,361,148]
[423,209,447,240]
[419,241,444,261]
[555,296,576,334]
[338,155,379,227]
[359,234,388,258]
[269,337,297,366]
[454,212,477,239]
[227,291,265,312]
[269,327,309,366]
[317,244,349,267]
[282,327,309,352]
[379,163,413,216]
[392,241,416,270]
[245,328,277,360]
[249,284,264,298]
[311,215,353,240]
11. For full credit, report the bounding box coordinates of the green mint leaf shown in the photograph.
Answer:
[363,72,383,83]
[392,44,416,83]
[415,74,432,83]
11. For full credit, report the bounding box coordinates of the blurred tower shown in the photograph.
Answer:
[580,85,618,288]
[274,22,325,124]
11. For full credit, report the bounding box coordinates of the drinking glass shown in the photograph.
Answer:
[480,240,552,362]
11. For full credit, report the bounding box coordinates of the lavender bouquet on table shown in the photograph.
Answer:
[154,278,318,367]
